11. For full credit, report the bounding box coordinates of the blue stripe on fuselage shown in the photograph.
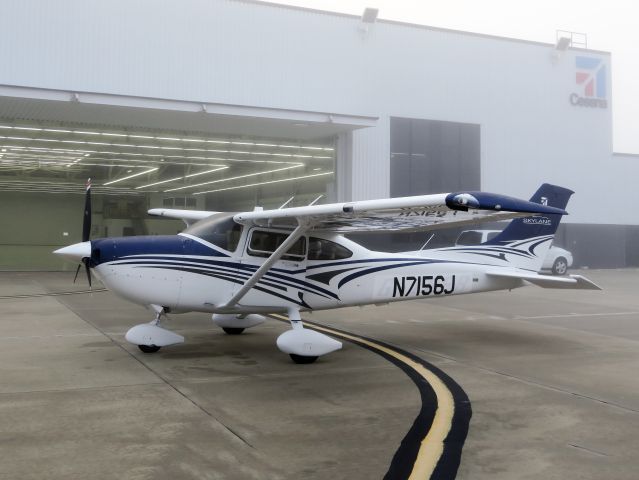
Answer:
[90,235,228,265]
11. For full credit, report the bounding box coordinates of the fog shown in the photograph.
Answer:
[273,0,638,153]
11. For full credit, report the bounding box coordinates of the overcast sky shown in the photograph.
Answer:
[270,0,638,154]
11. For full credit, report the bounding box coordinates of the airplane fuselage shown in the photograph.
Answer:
[89,231,523,315]
[53,183,598,362]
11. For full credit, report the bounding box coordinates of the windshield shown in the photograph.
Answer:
[183,213,242,252]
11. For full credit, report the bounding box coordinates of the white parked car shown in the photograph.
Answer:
[455,230,573,275]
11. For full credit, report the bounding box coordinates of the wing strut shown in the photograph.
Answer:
[220,223,308,309]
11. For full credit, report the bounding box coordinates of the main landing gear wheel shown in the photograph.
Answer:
[138,344,161,353]
[289,354,318,364]
[222,327,245,335]
[277,308,342,364]
[552,257,568,275]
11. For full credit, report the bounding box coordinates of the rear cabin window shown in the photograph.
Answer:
[308,237,353,261]
[456,231,484,246]
[184,214,242,252]
[248,230,306,261]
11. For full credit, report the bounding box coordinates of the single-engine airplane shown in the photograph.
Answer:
[54,181,600,363]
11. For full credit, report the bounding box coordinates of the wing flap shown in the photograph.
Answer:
[487,270,601,290]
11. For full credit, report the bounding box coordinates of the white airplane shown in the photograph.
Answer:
[54,182,600,363]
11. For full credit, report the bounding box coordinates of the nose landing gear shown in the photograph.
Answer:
[125,305,184,353]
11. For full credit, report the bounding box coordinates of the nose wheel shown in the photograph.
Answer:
[138,344,161,353]
[289,353,318,364]
[125,305,184,353]
[222,327,245,335]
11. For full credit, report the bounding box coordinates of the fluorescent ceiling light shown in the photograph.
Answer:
[135,176,184,189]
[1,144,329,164]
[80,163,154,168]
[185,166,228,178]
[103,168,158,185]
[135,166,228,189]
[11,126,42,131]
[0,135,331,159]
[164,165,303,192]
[0,125,334,151]
[194,172,333,195]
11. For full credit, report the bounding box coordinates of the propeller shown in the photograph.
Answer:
[73,178,92,287]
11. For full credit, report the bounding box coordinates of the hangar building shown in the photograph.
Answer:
[0,0,636,270]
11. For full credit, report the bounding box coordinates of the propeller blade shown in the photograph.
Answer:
[73,263,82,283]
[84,260,92,288]
[82,178,92,242]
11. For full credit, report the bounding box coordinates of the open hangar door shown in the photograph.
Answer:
[0,120,336,270]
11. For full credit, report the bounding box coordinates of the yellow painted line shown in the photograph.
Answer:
[271,314,455,479]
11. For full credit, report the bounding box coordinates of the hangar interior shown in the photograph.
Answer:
[0,95,355,270]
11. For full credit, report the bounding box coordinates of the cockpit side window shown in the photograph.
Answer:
[248,230,306,261]
[308,237,353,261]
[184,214,242,252]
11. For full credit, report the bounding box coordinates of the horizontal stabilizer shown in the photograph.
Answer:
[486,270,601,290]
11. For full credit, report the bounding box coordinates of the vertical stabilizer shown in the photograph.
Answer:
[415,184,573,272]
[485,184,573,246]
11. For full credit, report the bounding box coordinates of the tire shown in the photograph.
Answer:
[222,327,245,335]
[290,354,318,364]
[552,257,568,275]
[138,344,161,353]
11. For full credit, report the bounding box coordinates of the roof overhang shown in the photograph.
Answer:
[0,84,378,140]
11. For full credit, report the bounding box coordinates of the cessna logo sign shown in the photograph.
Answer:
[570,56,607,108]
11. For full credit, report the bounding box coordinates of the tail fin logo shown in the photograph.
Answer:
[540,197,548,206]
[523,217,551,225]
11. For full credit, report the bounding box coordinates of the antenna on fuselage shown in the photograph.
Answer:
[278,196,295,209]
[308,194,323,206]
[419,233,435,251]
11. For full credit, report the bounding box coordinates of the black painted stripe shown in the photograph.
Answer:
[273,316,472,480]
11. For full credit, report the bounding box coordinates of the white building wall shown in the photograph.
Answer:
[1,0,634,223]
[350,118,390,200]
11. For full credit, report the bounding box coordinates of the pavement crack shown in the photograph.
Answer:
[568,443,610,457]
[220,423,255,449]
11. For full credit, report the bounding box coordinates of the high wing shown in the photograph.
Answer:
[233,191,568,233]
[148,208,217,226]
